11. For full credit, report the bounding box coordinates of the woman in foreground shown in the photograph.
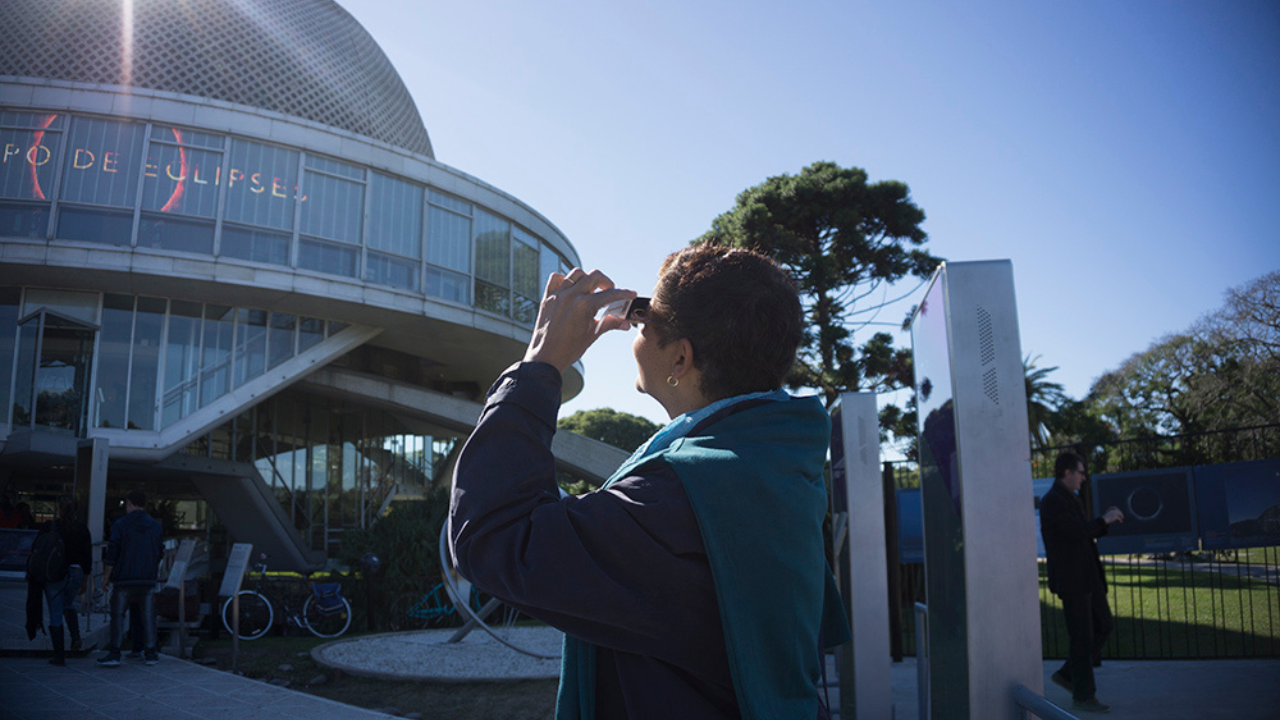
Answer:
[450,244,847,719]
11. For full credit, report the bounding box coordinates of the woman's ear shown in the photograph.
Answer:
[669,338,696,380]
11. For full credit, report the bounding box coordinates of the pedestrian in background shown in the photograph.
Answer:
[1041,452,1124,714]
[97,490,164,667]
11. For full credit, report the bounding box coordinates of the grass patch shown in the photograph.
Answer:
[1038,561,1280,659]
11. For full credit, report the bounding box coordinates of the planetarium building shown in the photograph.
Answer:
[0,0,623,570]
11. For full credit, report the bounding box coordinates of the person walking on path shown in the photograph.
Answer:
[54,499,93,654]
[97,490,164,667]
[1040,452,1124,714]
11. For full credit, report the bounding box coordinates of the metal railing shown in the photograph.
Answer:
[1012,685,1078,720]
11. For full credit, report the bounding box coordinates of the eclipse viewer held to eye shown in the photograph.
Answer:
[449,244,850,720]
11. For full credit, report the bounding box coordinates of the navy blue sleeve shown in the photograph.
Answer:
[449,362,726,670]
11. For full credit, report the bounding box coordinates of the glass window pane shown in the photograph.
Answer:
[56,206,133,246]
[427,205,470,273]
[474,211,509,287]
[305,154,362,181]
[11,320,38,427]
[0,111,66,130]
[425,267,469,304]
[220,223,290,266]
[475,280,509,316]
[138,213,214,254]
[268,312,296,369]
[0,288,21,422]
[298,317,324,353]
[0,202,50,238]
[149,125,223,150]
[428,190,470,215]
[513,295,537,325]
[225,140,298,231]
[59,117,145,207]
[1,116,60,200]
[234,308,268,386]
[366,251,419,291]
[162,300,203,427]
[540,244,567,287]
[128,297,165,431]
[142,144,221,217]
[513,231,540,299]
[34,316,94,435]
[368,173,422,258]
[200,304,234,408]
[300,171,363,244]
[297,237,358,277]
[94,294,133,430]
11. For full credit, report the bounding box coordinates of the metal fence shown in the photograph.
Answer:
[884,424,1280,660]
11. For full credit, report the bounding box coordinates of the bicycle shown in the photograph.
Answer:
[220,553,352,640]
[387,581,483,631]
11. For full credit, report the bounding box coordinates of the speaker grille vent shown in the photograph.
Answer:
[977,305,999,404]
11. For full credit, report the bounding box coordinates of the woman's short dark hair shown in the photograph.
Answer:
[649,244,802,401]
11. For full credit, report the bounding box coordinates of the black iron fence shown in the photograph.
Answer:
[884,424,1280,660]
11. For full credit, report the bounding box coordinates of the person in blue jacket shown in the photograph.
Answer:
[98,490,164,667]
[450,244,849,720]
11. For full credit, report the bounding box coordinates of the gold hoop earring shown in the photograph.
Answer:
[666,375,679,388]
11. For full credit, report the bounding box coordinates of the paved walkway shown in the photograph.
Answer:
[4,581,1279,719]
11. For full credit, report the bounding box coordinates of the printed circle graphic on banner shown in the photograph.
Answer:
[1127,486,1164,522]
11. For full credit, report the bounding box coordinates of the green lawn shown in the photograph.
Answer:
[1037,561,1280,659]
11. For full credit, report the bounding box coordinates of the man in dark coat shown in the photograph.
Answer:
[97,490,164,667]
[1040,452,1124,714]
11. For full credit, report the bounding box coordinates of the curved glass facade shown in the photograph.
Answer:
[0,109,571,315]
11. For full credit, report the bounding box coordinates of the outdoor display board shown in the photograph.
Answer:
[1092,467,1199,555]
[1194,457,1280,551]
[896,488,924,564]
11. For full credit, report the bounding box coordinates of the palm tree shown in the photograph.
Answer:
[1024,354,1068,448]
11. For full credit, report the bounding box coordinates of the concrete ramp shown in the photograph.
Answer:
[189,470,326,574]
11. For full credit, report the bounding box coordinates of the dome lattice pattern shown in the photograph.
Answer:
[0,0,433,157]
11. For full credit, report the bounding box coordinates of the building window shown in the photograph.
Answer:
[59,117,146,209]
[137,126,223,255]
[512,228,540,325]
[94,294,135,430]
[366,173,423,290]
[220,224,290,266]
[298,154,363,278]
[0,112,63,204]
[200,304,234,408]
[234,308,268,387]
[162,300,203,427]
[0,288,21,422]
[224,140,298,232]
[473,210,510,316]
[426,191,471,304]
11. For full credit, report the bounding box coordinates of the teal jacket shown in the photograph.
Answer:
[558,392,850,720]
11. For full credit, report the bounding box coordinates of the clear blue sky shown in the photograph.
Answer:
[341,0,1279,429]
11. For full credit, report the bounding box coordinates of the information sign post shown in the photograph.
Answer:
[218,543,254,672]
[165,539,197,658]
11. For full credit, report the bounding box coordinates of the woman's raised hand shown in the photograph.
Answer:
[522,268,637,373]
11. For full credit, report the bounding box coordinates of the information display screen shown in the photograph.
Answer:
[1093,468,1199,555]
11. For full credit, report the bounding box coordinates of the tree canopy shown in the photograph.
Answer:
[558,408,660,453]
[696,161,939,438]
[1088,271,1280,443]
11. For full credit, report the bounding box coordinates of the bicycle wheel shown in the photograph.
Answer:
[303,594,352,638]
[389,592,431,631]
[221,591,273,640]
